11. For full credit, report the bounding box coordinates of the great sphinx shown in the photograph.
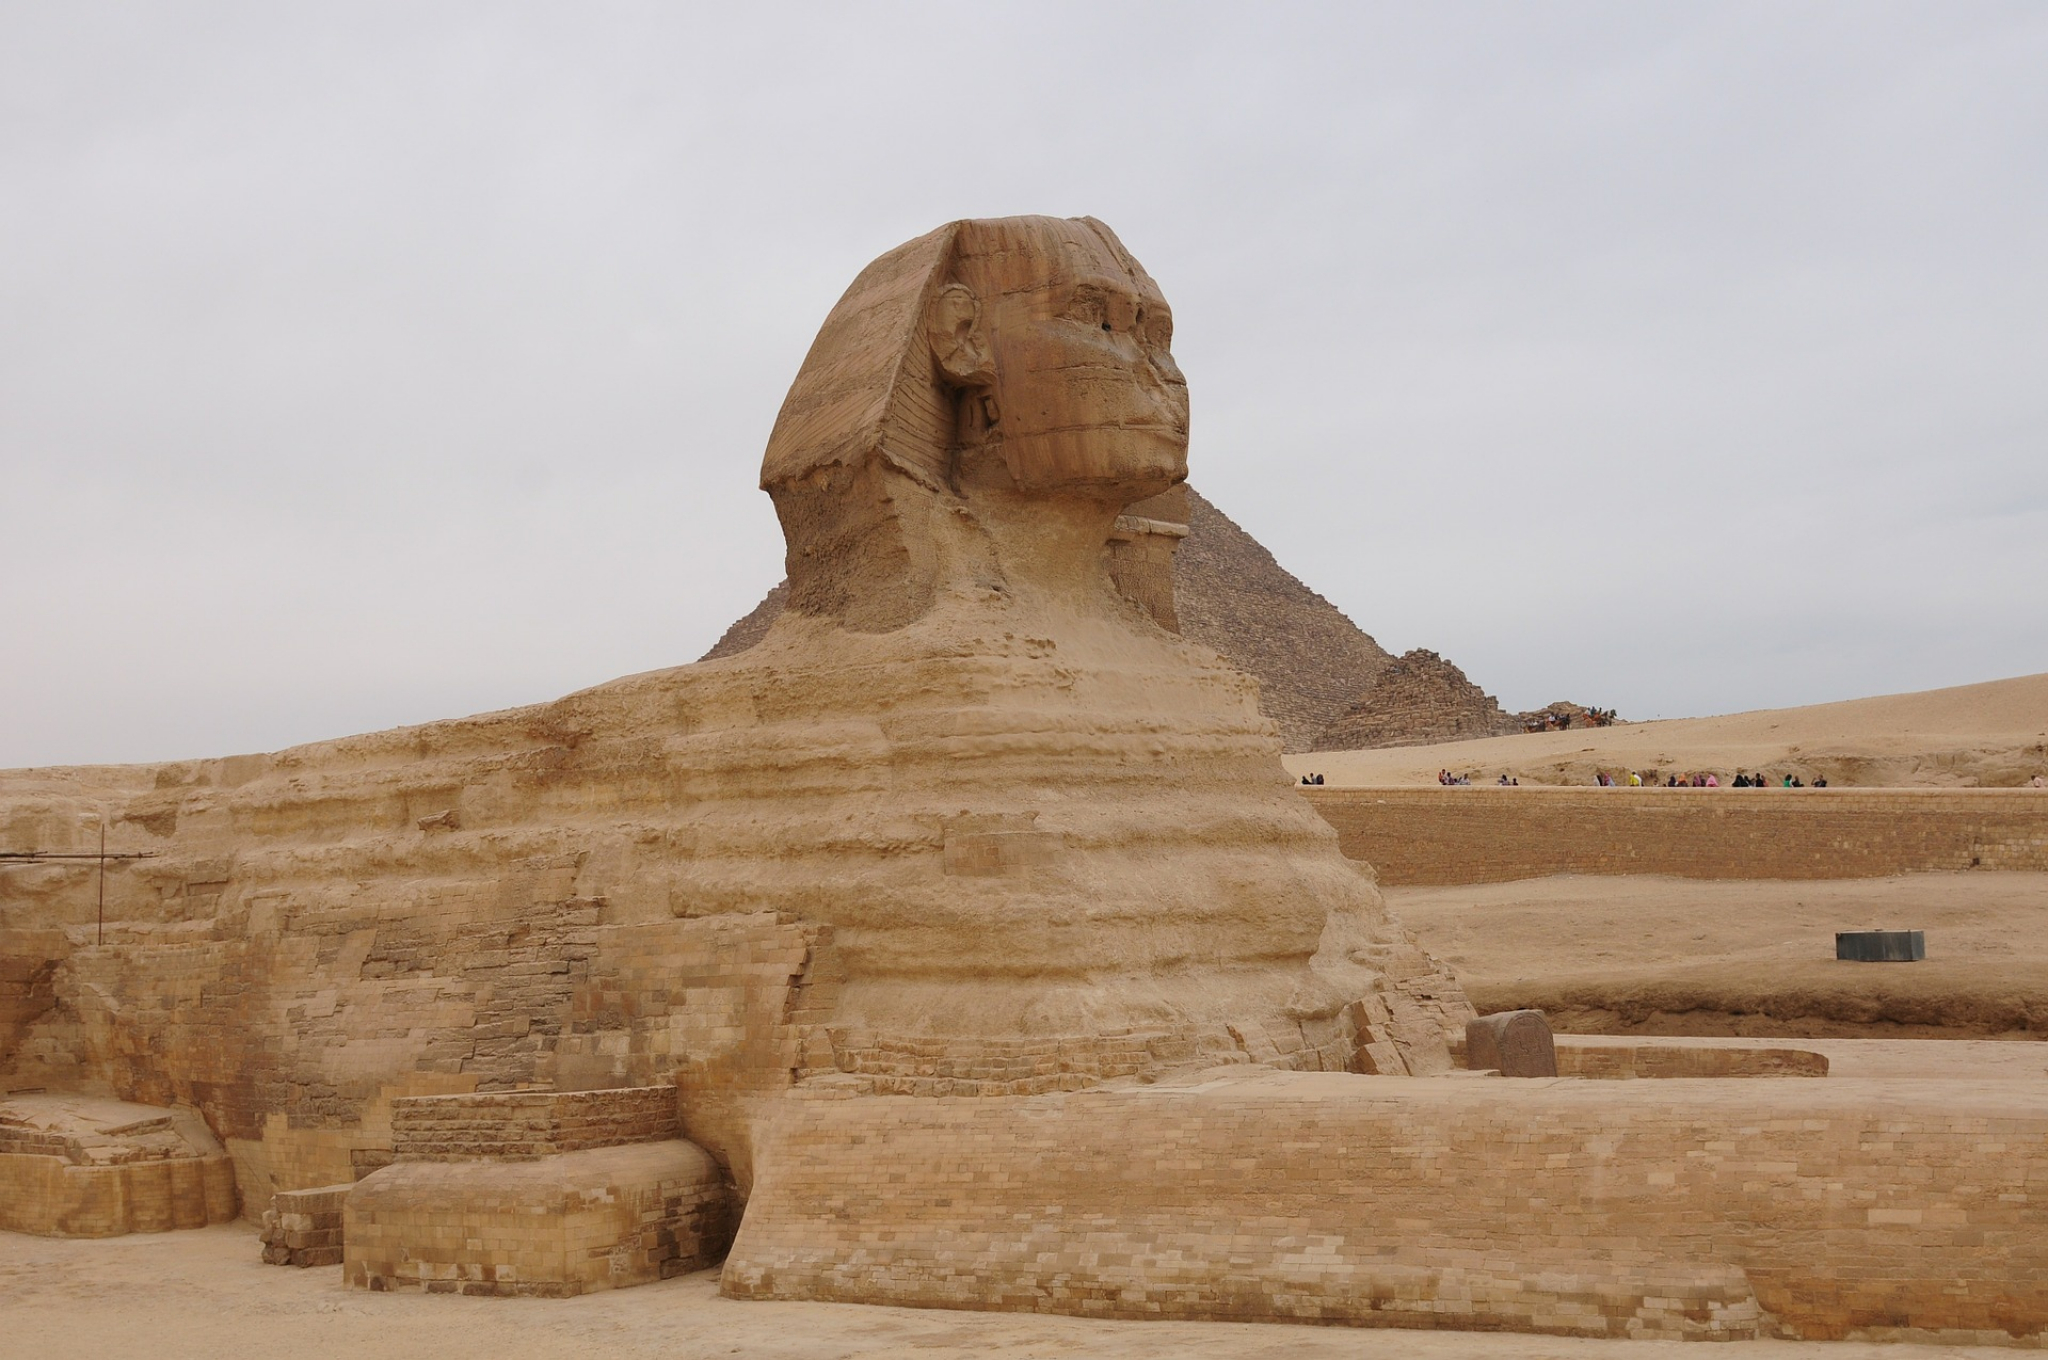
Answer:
[0,215,1469,1199]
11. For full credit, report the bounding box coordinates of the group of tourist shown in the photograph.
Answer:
[1586,770,1830,788]
[1435,767,1840,787]
[1298,773,1326,786]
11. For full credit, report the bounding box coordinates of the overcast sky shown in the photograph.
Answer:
[4,2,2044,768]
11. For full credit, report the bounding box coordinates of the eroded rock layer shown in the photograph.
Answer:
[1,216,1469,1205]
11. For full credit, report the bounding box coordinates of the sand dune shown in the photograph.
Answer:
[1285,672,2048,788]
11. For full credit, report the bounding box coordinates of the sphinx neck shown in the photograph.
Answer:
[957,486,1127,616]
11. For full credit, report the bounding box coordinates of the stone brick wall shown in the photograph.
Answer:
[390,1087,679,1161]
[0,1151,237,1237]
[345,1141,730,1297]
[261,1182,351,1265]
[1102,486,1189,632]
[1551,1037,1829,1079]
[726,1072,2048,1343]
[1306,787,2048,885]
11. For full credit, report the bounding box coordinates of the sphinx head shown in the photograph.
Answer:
[760,216,1188,629]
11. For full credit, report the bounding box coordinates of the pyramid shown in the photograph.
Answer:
[703,485,1556,753]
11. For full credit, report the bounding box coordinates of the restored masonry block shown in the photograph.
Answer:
[1306,786,2048,885]
[1552,1037,1829,1079]
[389,1086,680,1160]
[260,1183,350,1266]
[344,1086,731,1297]
[0,1094,238,1237]
[346,1141,730,1297]
[726,1072,2048,1344]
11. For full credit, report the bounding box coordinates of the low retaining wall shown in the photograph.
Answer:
[1553,1037,1828,1079]
[345,1142,729,1297]
[727,1073,2048,1344]
[0,1151,238,1237]
[1305,787,2048,884]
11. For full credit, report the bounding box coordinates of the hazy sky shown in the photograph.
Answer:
[4,2,2044,768]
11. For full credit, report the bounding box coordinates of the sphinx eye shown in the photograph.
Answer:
[1101,321,1112,332]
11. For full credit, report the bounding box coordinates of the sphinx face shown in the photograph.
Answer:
[960,218,1189,500]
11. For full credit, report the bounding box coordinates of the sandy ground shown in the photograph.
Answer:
[0,1220,2029,1360]
[1390,871,2048,1036]
[1284,671,2048,787]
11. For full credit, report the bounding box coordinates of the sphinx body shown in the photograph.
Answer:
[0,217,1468,1198]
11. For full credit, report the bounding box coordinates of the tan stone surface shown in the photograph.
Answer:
[6,1223,2031,1360]
[726,1067,2048,1342]
[704,486,1542,755]
[1392,871,2048,1037]
[345,1140,729,1297]
[0,216,1465,1208]
[0,1093,238,1236]
[1289,670,2048,787]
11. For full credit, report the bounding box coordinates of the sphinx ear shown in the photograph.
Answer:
[927,281,994,390]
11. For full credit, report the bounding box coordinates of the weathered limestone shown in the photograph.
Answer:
[726,1071,2048,1343]
[0,214,1466,1211]
[346,1143,730,1297]
[1552,1036,1829,1079]
[1464,1009,1557,1077]
[0,1093,238,1236]
[343,1086,729,1296]
[260,1182,349,1266]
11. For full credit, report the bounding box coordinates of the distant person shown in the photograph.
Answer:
[1314,773,1324,786]
[1813,775,1828,788]
[1628,771,1642,787]
[1733,772,1749,787]
[1782,774,1794,788]
[1705,774,1718,787]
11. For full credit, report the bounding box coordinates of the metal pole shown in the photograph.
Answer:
[97,818,105,946]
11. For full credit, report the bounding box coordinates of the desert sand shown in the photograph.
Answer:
[1390,870,2048,1037]
[0,1220,2028,1360]
[1285,671,2048,787]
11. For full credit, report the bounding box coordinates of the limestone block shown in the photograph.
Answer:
[1466,1010,1557,1077]
[260,1182,352,1266]
[344,1141,730,1297]
[0,1094,239,1237]
[726,1072,2048,1342]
